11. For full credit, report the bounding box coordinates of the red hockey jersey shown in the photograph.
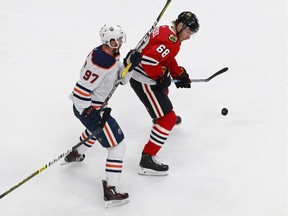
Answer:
[131,25,182,83]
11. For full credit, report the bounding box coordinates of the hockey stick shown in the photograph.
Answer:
[121,0,172,78]
[101,0,172,109]
[101,0,171,112]
[0,108,111,200]
[173,67,228,83]
[71,0,171,172]
[0,0,172,200]
[66,0,171,149]
[100,0,171,107]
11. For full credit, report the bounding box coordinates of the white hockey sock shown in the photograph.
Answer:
[105,141,126,187]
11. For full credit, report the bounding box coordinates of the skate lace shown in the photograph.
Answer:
[109,186,126,196]
[151,156,163,165]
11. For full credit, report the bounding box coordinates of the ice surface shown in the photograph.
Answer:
[0,0,286,215]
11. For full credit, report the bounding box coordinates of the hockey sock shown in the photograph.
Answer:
[143,111,176,155]
[76,129,96,154]
[105,141,126,187]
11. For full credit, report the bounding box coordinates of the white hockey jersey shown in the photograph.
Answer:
[72,45,131,114]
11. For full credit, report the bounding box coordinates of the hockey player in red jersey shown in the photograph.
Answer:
[129,11,200,176]
[64,24,140,207]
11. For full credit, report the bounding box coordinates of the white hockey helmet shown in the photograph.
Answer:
[99,24,126,48]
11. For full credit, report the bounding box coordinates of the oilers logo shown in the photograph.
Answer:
[118,128,123,135]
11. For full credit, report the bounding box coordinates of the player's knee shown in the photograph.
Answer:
[107,141,126,159]
[157,110,177,130]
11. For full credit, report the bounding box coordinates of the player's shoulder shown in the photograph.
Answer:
[90,45,117,69]
[158,25,178,43]
[159,25,174,33]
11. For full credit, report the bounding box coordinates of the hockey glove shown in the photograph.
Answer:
[157,66,171,88]
[82,106,94,117]
[123,49,141,71]
[175,67,191,88]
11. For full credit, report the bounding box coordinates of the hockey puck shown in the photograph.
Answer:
[221,108,228,116]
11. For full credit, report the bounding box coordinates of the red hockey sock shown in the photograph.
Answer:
[143,111,176,155]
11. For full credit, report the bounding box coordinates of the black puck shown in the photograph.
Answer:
[221,108,228,116]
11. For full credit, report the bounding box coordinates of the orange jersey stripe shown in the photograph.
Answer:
[74,87,90,97]
[92,105,101,109]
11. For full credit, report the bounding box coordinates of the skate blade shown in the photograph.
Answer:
[138,167,168,176]
[59,160,81,166]
[60,157,85,166]
[104,199,130,208]
[60,160,71,166]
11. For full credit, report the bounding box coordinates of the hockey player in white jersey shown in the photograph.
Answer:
[64,24,141,208]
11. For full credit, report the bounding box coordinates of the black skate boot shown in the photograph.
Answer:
[102,180,129,208]
[138,153,169,176]
[63,149,85,163]
[153,115,182,125]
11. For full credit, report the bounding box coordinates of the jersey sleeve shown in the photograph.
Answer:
[166,58,183,78]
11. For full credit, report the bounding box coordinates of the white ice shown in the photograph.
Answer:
[0,0,286,215]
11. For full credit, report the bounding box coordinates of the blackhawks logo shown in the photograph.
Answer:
[168,34,177,42]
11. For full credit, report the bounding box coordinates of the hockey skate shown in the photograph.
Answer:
[102,180,129,208]
[153,115,182,125]
[60,149,85,165]
[138,153,169,176]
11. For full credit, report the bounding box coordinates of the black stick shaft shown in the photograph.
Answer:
[173,67,228,83]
